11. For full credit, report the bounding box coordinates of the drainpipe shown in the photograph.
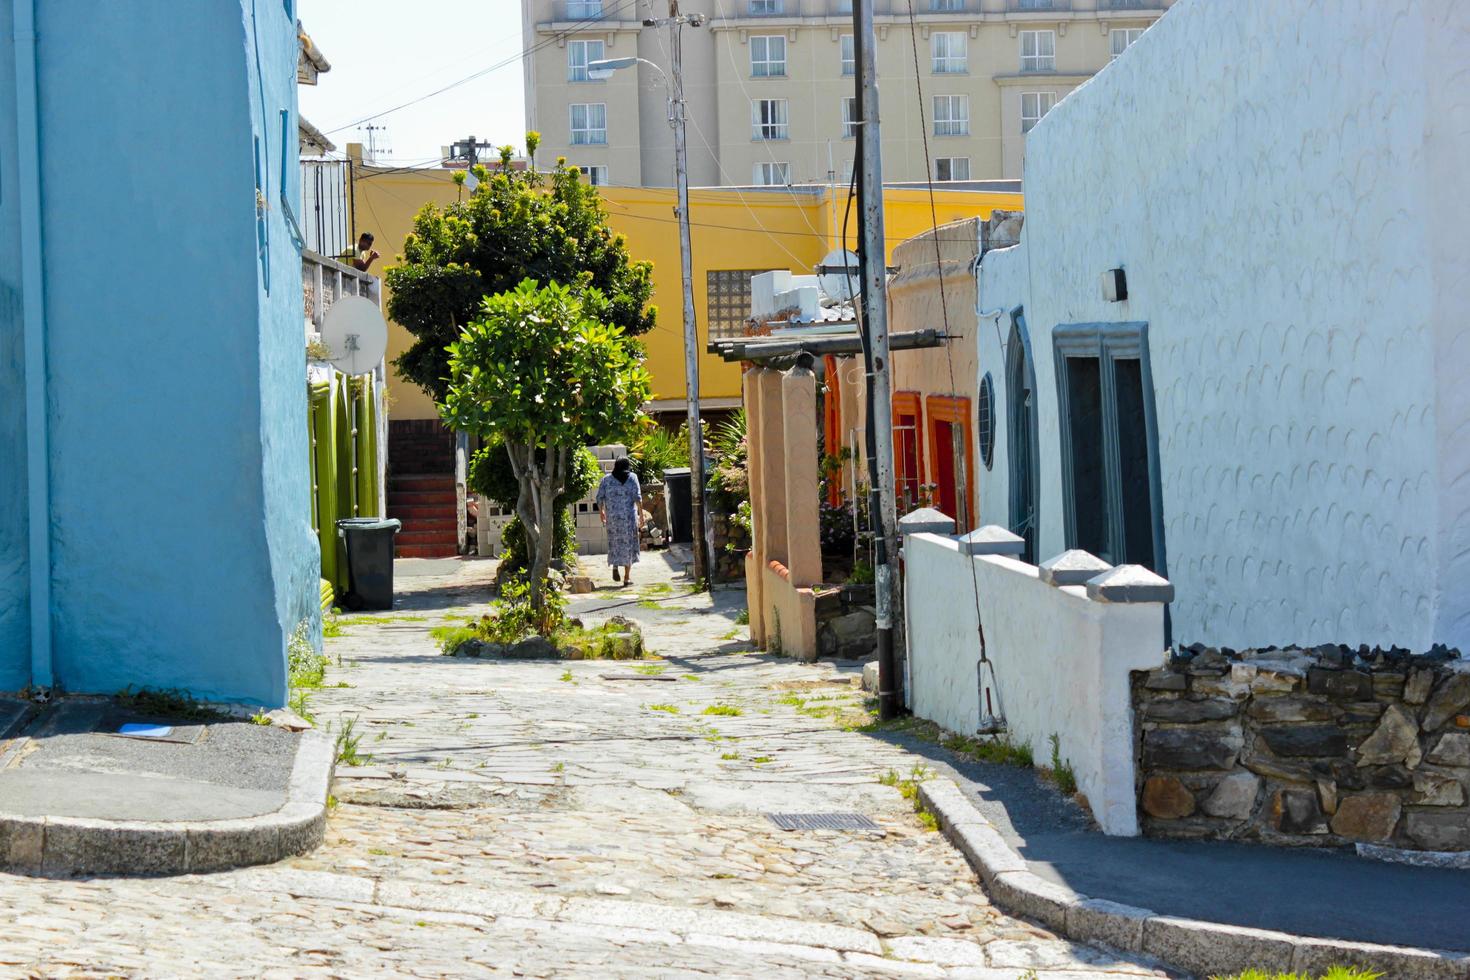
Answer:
[14,0,53,694]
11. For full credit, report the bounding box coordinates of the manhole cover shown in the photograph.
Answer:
[765,812,880,831]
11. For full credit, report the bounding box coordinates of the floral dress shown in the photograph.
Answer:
[595,473,642,567]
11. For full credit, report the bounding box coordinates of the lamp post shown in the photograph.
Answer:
[590,9,712,589]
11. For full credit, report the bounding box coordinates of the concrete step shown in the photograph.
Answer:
[397,529,458,546]
[398,517,457,532]
[388,490,456,506]
[390,503,456,520]
[389,474,456,491]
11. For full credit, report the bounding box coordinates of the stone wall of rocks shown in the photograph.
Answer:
[709,512,748,583]
[1132,645,1470,851]
[815,584,876,660]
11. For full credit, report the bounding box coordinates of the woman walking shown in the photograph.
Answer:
[596,458,642,586]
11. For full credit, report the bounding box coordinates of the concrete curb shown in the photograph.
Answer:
[918,778,1470,980]
[0,728,335,876]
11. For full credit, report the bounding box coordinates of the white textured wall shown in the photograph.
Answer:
[904,533,1165,835]
[976,0,1470,652]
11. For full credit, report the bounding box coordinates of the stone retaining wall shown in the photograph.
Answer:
[1132,645,1470,851]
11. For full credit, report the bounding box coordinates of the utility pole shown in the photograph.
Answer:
[589,11,708,589]
[852,0,900,719]
[662,3,711,588]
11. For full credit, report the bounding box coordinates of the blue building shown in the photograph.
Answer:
[0,1,320,705]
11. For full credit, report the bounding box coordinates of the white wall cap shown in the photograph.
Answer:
[1039,549,1113,587]
[1085,564,1175,603]
[956,525,1026,556]
[898,508,956,536]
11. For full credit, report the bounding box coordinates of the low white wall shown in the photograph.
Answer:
[905,533,1167,835]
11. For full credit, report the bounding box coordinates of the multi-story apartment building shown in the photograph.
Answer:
[522,0,1173,188]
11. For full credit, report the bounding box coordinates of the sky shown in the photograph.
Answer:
[298,0,528,166]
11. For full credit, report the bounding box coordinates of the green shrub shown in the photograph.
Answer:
[472,443,601,573]
[631,425,689,484]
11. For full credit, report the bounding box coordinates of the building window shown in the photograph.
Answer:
[751,35,787,77]
[1007,311,1039,562]
[932,95,969,136]
[753,161,791,185]
[569,103,607,145]
[578,164,609,186]
[1020,91,1055,133]
[1019,30,1054,72]
[1053,322,1164,572]
[1110,27,1145,58]
[934,156,969,181]
[840,34,855,76]
[707,269,768,339]
[566,0,603,17]
[893,391,927,514]
[567,39,605,81]
[752,99,789,140]
[841,97,858,139]
[1015,0,1054,8]
[977,372,995,470]
[929,0,962,11]
[749,0,782,12]
[931,32,967,73]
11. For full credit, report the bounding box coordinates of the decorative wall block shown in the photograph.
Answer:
[897,507,955,537]
[955,525,1026,557]
[1038,549,1112,586]
[1085,565,1175,603]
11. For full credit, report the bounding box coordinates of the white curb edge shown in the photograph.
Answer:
[918,778,1470,980]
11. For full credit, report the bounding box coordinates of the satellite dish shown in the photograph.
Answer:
[817,248,861,304]
[320,295,388,375]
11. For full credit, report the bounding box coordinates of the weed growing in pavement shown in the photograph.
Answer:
[647,703,679,714]
[735,608,750,625]
[334,615,428,628]
[634,663,664,676]
[637,599,662,610]
[250,712,272,726]
[322,609,345,638]
[1211,971,1382,980]
[702,704,741,716]
[467,713,480,719]
[680,673,701,681]
[640,583,674,596]
[434,758,453,770]
[1044,734,1078,795]
[559,670,574,682]
[880,766,939,831]
[114,687,224,721]
[374,730,388,742]
[941,731,1034,768]
[551,762,565,773]
[333,717,370,767]
[368,847,391,856]
[750,755,774,764]
[720,752,740,760]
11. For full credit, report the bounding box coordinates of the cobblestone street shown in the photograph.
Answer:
[0,557,1171,978]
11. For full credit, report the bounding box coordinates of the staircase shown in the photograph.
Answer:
[387,421,459,558]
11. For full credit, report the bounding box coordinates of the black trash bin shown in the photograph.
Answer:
[335,517,402,610]
[663,467,691,544]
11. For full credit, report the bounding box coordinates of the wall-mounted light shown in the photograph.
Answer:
[1101,268,1127,303]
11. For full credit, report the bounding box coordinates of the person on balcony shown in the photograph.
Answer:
[596,458,643,586]
[342,232,380,272]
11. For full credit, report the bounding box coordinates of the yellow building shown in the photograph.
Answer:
[346,146,1021,419]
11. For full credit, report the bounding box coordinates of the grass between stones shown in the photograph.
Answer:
[702,704,741,716]
[647,703,679,714]
[880,766,939,831]
[1212,970,1382,980]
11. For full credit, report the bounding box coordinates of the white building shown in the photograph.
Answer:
[973,0,1470,652]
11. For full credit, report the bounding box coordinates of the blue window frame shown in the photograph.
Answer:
[1052,321,1166,575]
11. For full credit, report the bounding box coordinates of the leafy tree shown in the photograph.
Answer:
[469,443,601,571]
[386,145,656,402]
[441,280,650,610]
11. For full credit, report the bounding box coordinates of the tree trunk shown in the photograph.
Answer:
[504,438,569,617]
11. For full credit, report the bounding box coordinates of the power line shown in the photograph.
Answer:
[321,0,638,136]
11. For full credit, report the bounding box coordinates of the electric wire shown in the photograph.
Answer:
[903,0,1001,729]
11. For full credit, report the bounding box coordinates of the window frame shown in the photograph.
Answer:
[930,31,967,74]
[567,39,605,82]
[932,94,969,137]
[748,0,782,13]
[892,390,927,513]
[841,96,858,139]
[840,34,855,76]
[751,98,790,140]
[934,156,970,181]
[1020,91,1056,134]
[1110,26,1145,58]
[750,34,788,77]
[1051,321,1167,576]
[568,102,608,145]
[1019,29,1055,72]
[578,164,609,186]
[753,161,791,185]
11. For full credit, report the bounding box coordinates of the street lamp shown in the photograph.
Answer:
[588,14,712,588]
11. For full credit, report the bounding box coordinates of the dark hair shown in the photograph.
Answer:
[612,457,631,483]
[358,232,375,244]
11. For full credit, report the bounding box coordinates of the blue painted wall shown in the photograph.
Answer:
[0,0,27,693]
[0,0,319,705]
